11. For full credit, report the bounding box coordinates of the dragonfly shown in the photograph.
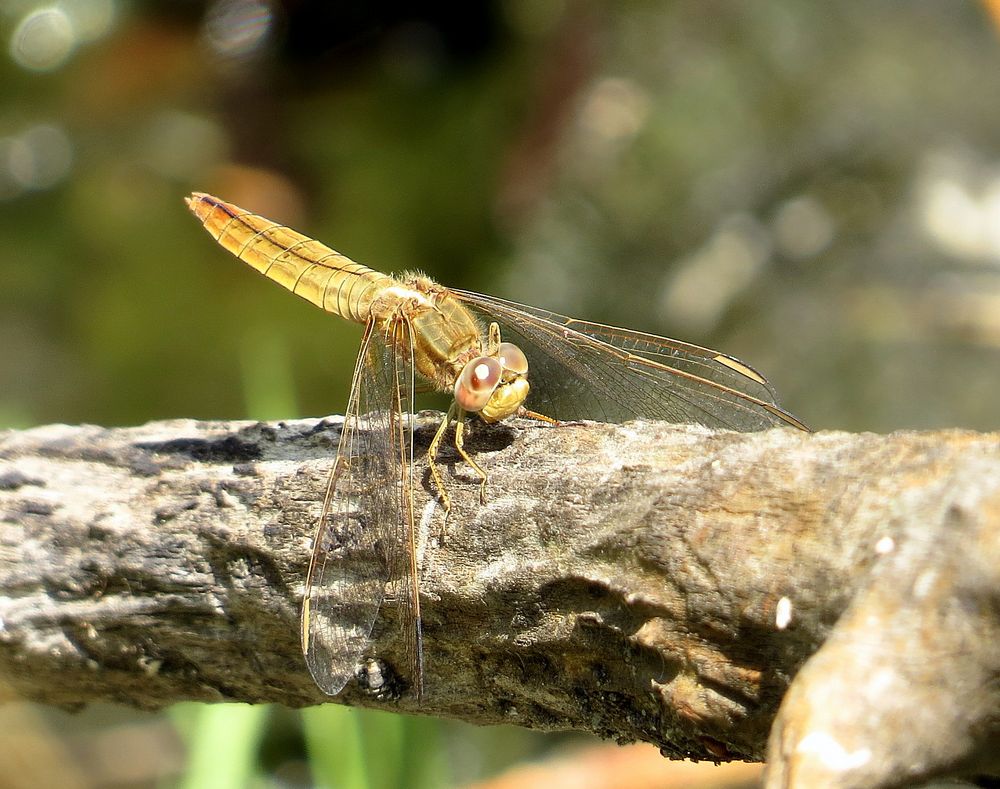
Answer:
[186,192,808,700]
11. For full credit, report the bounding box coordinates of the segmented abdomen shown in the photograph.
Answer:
[186,192,391,324]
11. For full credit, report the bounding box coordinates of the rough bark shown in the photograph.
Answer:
[0,416,998,789]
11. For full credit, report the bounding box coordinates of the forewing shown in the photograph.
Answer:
[453,290,807,431]
[379,316,424,698]
[301,318,424,696]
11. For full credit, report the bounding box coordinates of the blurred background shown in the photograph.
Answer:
[2,1,1000,787]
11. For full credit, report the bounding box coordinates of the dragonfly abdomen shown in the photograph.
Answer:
[186,192,392,324]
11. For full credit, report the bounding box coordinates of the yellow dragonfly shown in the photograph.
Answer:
[186,192,808,700]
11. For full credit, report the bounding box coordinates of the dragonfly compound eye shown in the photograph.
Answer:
[455,356,502,412]
[497,342,528,375]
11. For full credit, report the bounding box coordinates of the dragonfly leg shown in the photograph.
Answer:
[517,406,560,425]
[427,404,456,527]
[484,322,501,355]
[453,414,489,505]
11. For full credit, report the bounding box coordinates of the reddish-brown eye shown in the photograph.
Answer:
[497,342,528,375]
[454,356,502,412]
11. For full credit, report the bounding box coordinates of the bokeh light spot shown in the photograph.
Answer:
[578,77,650,145]
[201,0,274,60]
[0,138,24,200]
[58,0,117,43]
[6,124,73,191]
[140,111,230,180]
[772,195,835,261]
[9,6,76,72]
[659,215,771,332]
[917,149,1000,265]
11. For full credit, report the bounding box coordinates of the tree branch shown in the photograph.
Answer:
[1,417,998,788]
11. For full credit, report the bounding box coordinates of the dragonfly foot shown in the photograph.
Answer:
[437,499,453,546]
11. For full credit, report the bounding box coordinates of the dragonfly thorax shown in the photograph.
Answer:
[385,275,532,423]
[374,275,482,391]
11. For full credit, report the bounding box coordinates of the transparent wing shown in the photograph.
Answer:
[301,317,424,696]
[452,289,808,431]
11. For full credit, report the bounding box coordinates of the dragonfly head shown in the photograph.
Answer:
[454,342,529,423]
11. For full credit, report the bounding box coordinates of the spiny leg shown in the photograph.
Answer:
[454,411,489,505]
[484,322,501,356]
[427,402,456,530]
[517,406,560,425]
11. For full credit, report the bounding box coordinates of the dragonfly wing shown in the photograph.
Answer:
[376,315,425,698]
[453,290,807,431]
[301,317,424,696]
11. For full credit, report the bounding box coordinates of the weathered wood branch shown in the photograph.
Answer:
[1,417,998,789]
